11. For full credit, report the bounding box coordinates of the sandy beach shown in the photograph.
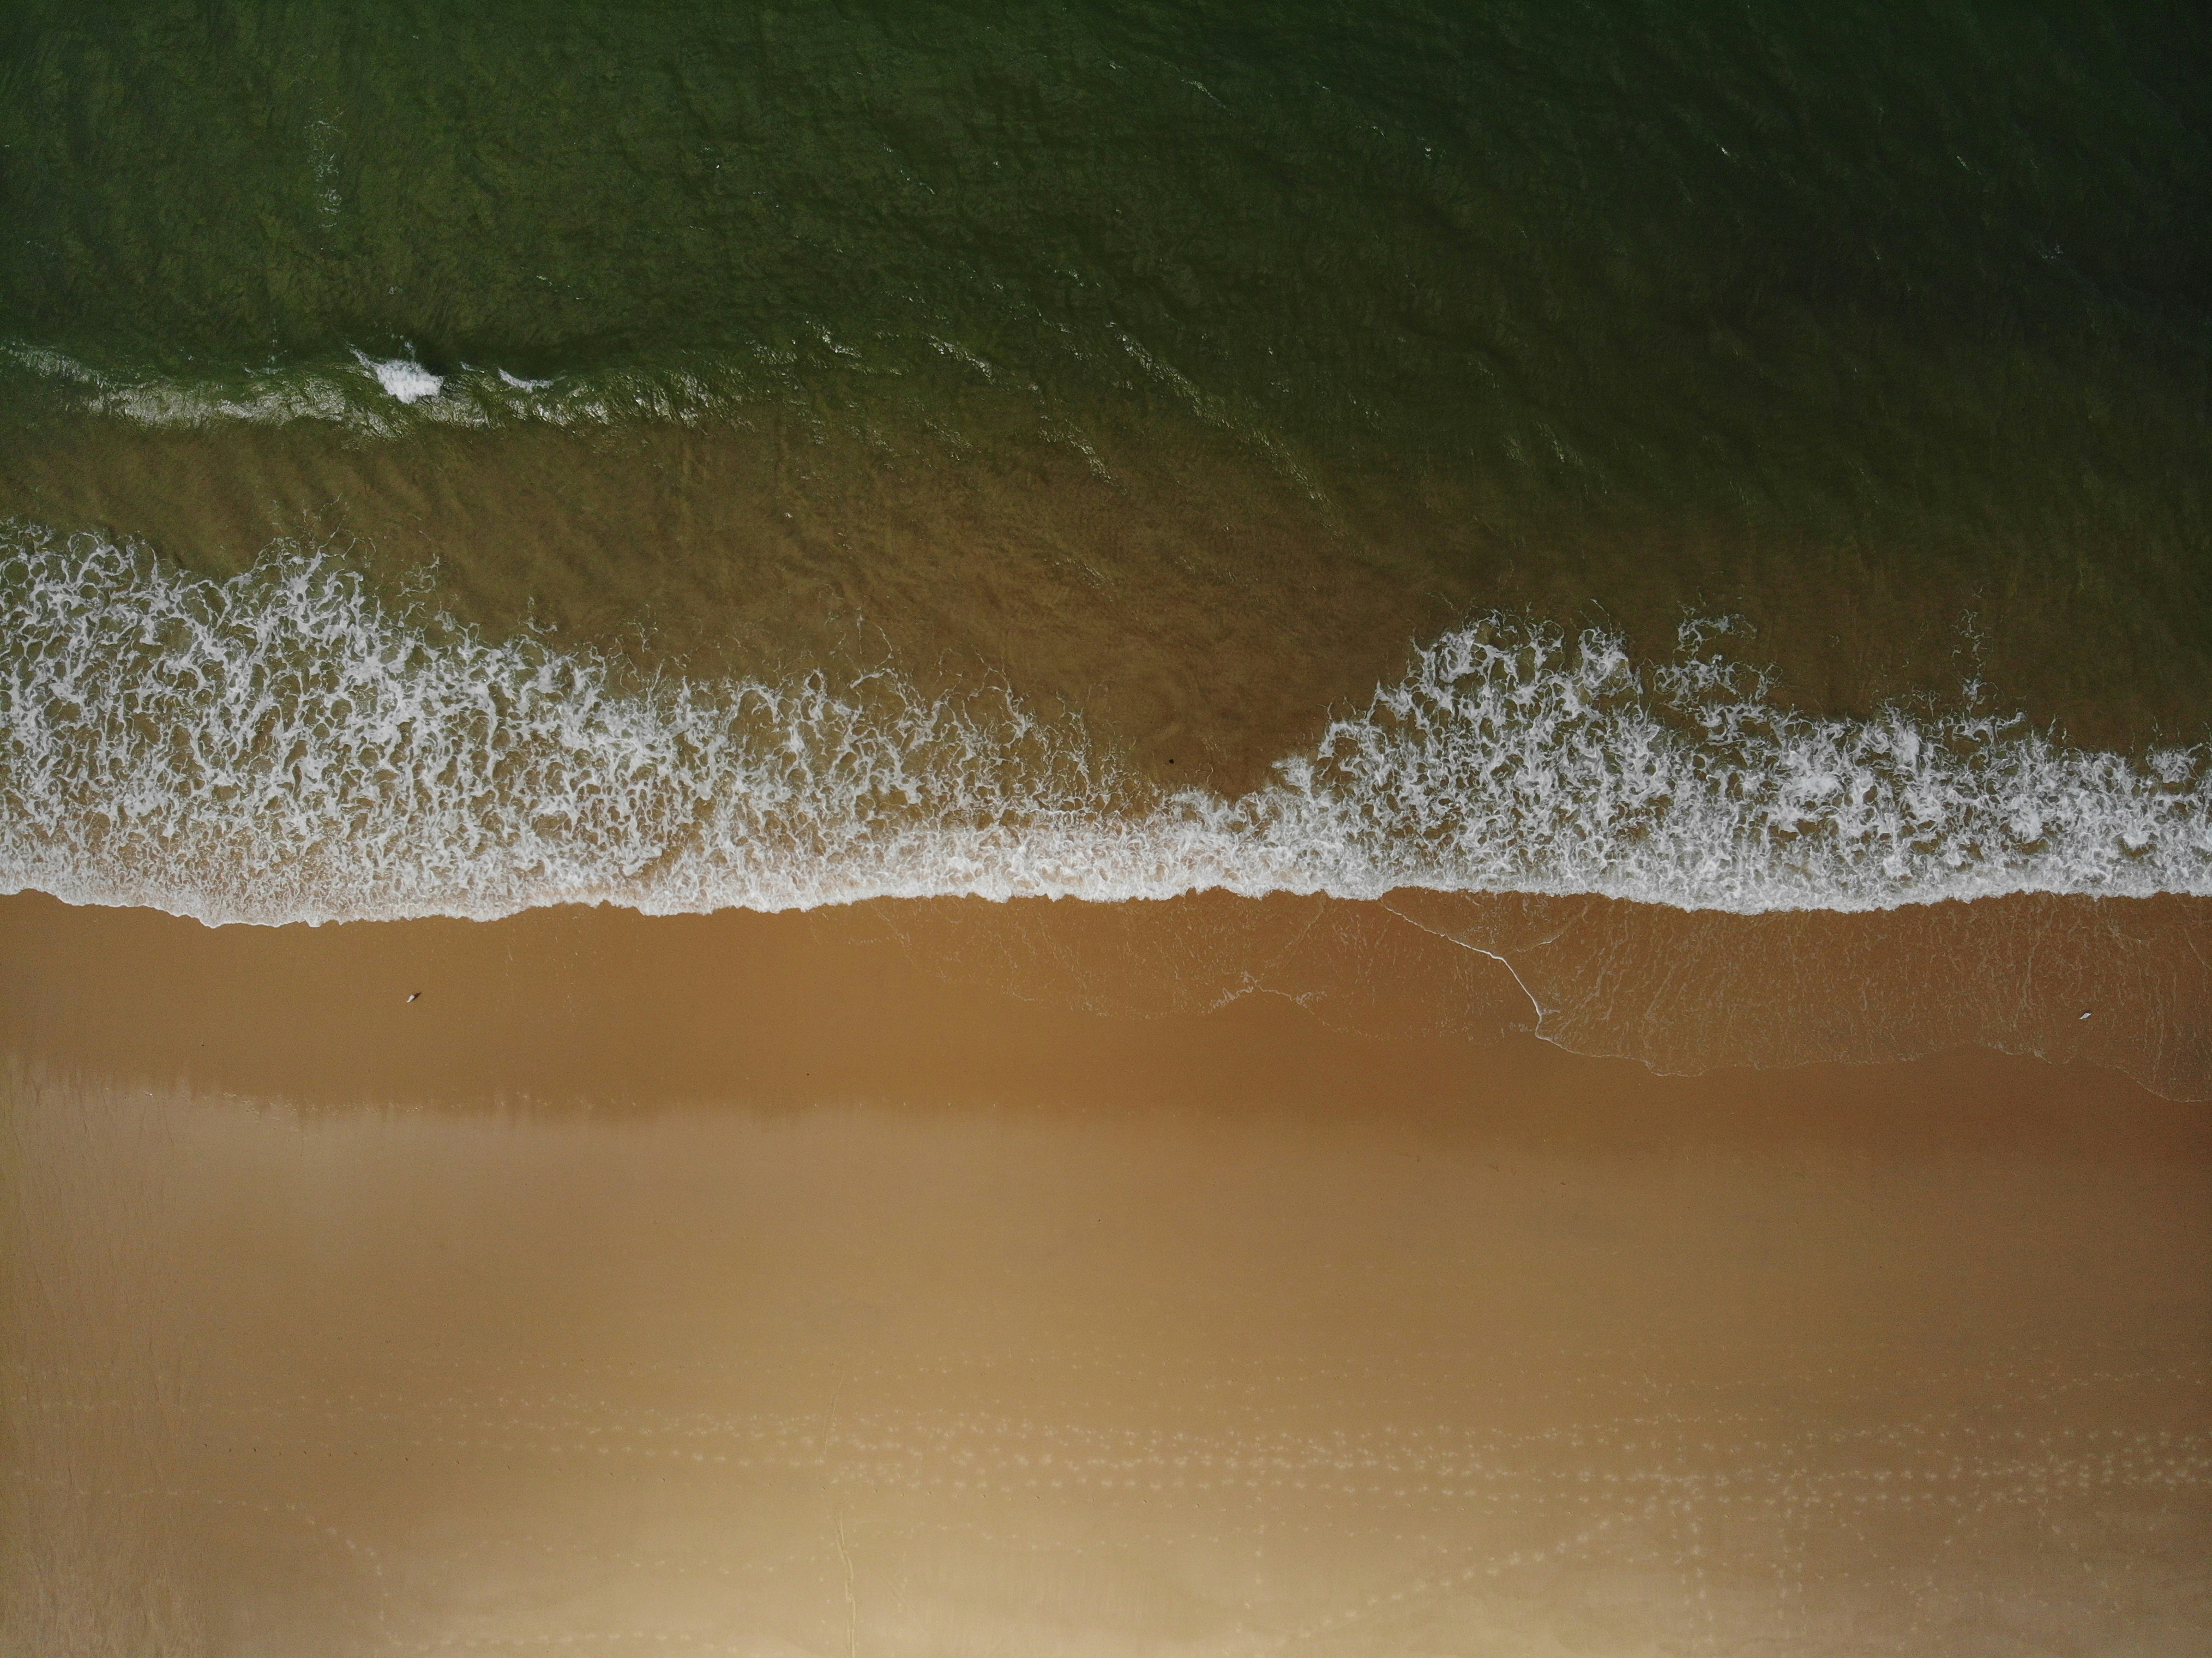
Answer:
[7,890,2207,1656]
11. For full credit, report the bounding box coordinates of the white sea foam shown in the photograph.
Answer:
[0,340,726,436]
[0,329,895,444]
[356,351,444,403]
[3,527,2208,926]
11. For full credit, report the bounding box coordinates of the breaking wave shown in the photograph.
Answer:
[3,526,2209,926]
[0,340,767,437]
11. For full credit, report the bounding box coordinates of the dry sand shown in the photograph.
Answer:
[4,889,2209,1656]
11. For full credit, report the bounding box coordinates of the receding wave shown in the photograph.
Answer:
[3,525,2208,927]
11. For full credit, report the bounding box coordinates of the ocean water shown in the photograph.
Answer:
[3,2,2209,1027]
[9,15,2212,1651]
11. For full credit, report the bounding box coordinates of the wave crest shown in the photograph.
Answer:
[3,526,2208,924]
[1237,619,2211,908]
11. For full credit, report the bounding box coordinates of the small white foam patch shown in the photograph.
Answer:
[356,352,444,403]
[2,527,2208,927]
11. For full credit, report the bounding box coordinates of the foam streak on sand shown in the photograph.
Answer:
[3,527,2209,926]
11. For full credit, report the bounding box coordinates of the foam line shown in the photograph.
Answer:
[3,528,2207,926]
[2,339,756,436]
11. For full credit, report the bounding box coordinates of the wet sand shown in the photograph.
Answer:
[5,890,2210,1656]
[3,887,2206,1107]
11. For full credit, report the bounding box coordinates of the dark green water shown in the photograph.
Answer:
[3,1,2210,924]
